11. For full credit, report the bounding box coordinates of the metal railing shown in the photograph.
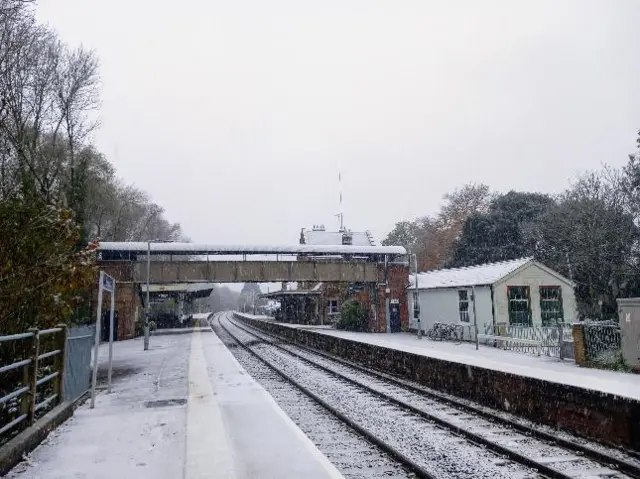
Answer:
[583,321,621,365]
[0,325,67,444]
[481,322,573,358]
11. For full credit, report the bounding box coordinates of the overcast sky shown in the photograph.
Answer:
[36,0,640,245]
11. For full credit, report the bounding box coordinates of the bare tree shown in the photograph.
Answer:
[53,45,100,212]
[0,1,185,250]
[0,2,99,205]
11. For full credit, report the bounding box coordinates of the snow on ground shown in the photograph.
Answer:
[234,312,271,320]
[7,335,191,479]
[8,324,343,479]
[277,325,640,401]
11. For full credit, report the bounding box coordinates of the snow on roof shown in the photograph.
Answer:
[97,242,404,256]
[303,229,376,247]
[140,282,215,294]
[409,258,532,289]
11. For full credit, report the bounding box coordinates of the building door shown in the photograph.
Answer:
[101,310,119,342]
[390,301,401,332]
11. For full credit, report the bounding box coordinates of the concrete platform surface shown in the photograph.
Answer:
[7,328,343,479]
[234,312,640,401]
[297,326,640,401]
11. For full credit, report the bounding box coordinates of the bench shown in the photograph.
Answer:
[476,334,542,356]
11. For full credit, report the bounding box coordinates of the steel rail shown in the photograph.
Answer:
[215,314,435,479]
[230,315,638,479]
[234,314,640,472]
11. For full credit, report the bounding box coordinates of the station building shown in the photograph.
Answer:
[262,225,409,332]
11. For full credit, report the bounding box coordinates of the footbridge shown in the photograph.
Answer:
[94,242,409,338]
[96,242,407,283]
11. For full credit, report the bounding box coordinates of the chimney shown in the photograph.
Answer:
[342,232,353,245]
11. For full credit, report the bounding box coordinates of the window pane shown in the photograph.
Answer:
[540,286,562,325]
[508,286,531,325]
[458,289,470,322]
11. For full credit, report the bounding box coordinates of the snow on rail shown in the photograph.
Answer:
[96,242,407,256]
[233,313,640,402]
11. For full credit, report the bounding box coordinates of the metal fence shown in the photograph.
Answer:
[583,321,622,365]
[481,322,573,358]
[423,321,573,358]
[0,324,95,446]
[0,326,67,445]
[64,325,95,402]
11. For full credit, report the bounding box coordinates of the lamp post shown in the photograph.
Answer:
[144,240,151,350]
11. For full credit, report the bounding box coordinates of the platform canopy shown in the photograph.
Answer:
[140,282,214,299]
[260,289,323,299]
[97,242,406,257]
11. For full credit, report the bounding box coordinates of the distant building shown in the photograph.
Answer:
[262,224,399,327]
[408,257,577,333]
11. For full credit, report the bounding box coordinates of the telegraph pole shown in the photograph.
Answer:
[144,241,150,350]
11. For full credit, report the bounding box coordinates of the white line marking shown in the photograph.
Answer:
[185,329,236,479]
[213,314,344,478]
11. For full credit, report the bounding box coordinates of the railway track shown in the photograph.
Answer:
[210,313,418,478]
[217,312,640,479]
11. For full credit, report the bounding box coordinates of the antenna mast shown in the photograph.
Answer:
[337,170,344,231]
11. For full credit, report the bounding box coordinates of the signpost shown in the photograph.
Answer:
[91,271,116,409]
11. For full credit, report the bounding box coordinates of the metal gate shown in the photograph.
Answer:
[63,325,95,402]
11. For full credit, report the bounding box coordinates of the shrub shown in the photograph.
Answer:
[0,196,97,334]
[336,299,369,332]
[587,350,633,373]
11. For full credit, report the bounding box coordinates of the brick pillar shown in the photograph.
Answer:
[573,323,587,365]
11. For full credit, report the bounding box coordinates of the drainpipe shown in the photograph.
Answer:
[413,253,422,339]
[472,285,479,350]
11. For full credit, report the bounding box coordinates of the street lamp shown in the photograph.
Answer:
[144,240,151,350]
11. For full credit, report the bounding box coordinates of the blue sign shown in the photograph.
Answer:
[102,274,115,293]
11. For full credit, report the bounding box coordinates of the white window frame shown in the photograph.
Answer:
[458,289,470,323]
[327,299,339,315]
[539,285,563,326]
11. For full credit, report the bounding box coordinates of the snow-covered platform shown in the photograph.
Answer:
[7,327,343,478]
[235,313,640,450]
[293,326,640,401]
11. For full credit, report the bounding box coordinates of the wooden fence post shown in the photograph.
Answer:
[27,329,39,426]
[54,324,68,404]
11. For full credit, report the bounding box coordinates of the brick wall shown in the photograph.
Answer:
[91,262,141,340]
[373,263,409,332]
[236,314,640,452]
[572,324,587,366]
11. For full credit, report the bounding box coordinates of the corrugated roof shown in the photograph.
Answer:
[303,230,376,246]
[409,258,532,289]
